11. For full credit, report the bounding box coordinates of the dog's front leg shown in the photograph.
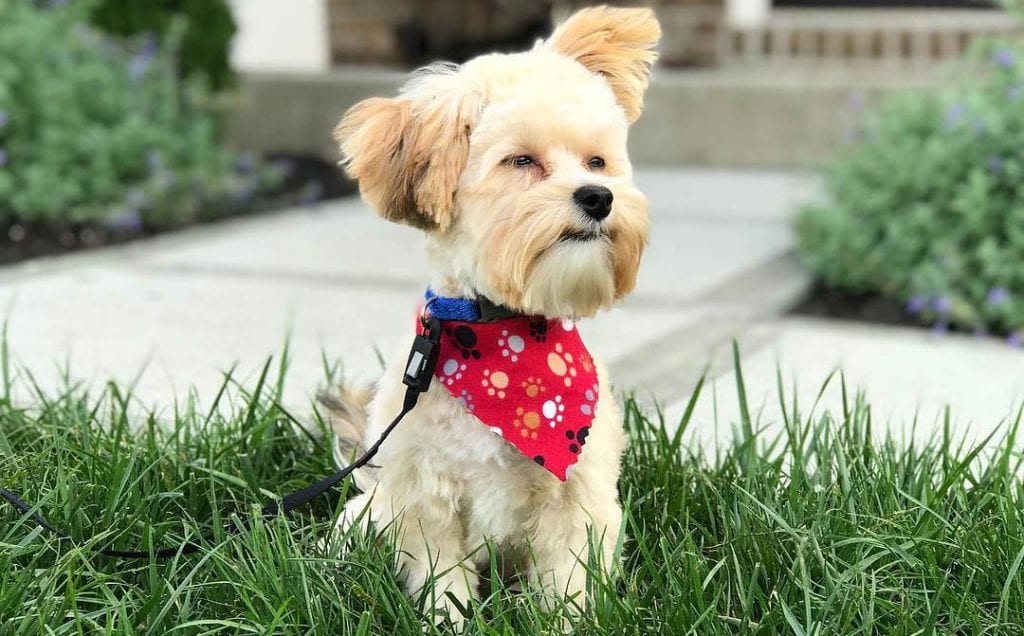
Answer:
[389,480,478,627]
[527,494,623,615]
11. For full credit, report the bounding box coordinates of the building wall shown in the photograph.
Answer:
[228,0,330,73]
[225,0,1013,73]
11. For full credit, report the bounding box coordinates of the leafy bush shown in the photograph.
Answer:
[796,39,1024,339]
[90,0,237,93]
[0,3,278,231]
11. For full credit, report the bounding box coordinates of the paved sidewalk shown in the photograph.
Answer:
[665,317,1024,453]
[2,167,1020,445]
[0,169,812,414]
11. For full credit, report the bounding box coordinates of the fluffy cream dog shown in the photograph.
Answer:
[326,5,660,624]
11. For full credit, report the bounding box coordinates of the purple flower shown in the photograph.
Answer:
[0,111,7,129]
[146,150,163,173]
[987,286,1011,306]
[235,153,256,174]
[945,103,965,130]
[842,127,864,144]
[1008,331,1023,349]
[141,32,158,53]
[272,158,295,178]
[299,181,324,206]
[1009,85,1023,102]
[989,157,1005,173]
[933,295,952,315]
[993,47,1016,69]
[847,90,866,110]
[907,295,927,315]
[0,148,7,168]
[129,56,150,81]
[932,321,949,337]
[104,209,143,233]
[128,33,158,81]
[154,169,175,190]
[125,188,148,209]
[234,180,255,203]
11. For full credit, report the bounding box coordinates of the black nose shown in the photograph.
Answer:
[573,185,613,222]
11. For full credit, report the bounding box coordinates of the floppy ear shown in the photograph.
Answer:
[548,6,661,123]
[333,69,481,230]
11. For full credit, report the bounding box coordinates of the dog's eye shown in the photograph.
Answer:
[512,155,536,168]
[588,156,606,169]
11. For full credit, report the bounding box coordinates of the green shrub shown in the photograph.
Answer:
[0,3,278,230]
[89,0,237,93]
[796,39,1024,339]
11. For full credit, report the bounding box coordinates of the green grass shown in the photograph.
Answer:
[2,348,1024,635]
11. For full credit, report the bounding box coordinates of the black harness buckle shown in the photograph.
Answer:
[404,313,441,394]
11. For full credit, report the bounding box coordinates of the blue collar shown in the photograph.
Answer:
[424,289,522,323]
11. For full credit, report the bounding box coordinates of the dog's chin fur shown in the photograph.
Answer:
[520,241,616,317]
[328,5,661,626]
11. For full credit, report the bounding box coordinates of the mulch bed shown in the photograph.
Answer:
[790,283,919,328]
[0,154,356,265]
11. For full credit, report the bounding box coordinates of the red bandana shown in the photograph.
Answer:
[419,315,600,481]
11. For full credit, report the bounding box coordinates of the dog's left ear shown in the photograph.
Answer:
[548,6,661,123]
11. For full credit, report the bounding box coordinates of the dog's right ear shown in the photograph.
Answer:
[334,69,481,231]
[333,97,420,226]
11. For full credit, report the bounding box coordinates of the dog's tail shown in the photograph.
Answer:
[317,382,378,492]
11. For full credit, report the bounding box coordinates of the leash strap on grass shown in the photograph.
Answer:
[2,312,442,559]
[1,387,423,559]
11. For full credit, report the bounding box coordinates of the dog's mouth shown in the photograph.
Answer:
[559,227,605,243]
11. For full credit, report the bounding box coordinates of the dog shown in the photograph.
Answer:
[323,5,660,625]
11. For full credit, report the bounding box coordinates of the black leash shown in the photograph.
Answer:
[1,316,443,559]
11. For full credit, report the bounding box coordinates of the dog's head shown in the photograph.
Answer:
[335,7,660,318]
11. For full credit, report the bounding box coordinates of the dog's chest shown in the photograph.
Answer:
[415,387,557,540]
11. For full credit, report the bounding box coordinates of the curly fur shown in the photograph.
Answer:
[327,6,661,626]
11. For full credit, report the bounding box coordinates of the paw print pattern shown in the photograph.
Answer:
[546,342,578,387]
[497,330,525,362]
[564,426,591,454]
[456,389,475,412]
[528,318,548,343]
[580,383,599,415]
[521,376,546,398]
[427,313,600,482]
[481,369,509,399]
[440,358,467,386]
[542,395,565,427]
[447,325,481,360]
[579,351,594,375]
[514,407,541,439]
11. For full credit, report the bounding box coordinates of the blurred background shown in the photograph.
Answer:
[229,0,1008,167]
[1,0,1023,443]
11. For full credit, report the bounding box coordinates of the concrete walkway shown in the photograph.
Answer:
[0,169,808,412]
[668,317,1024,453]
[1,167,1020,446]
